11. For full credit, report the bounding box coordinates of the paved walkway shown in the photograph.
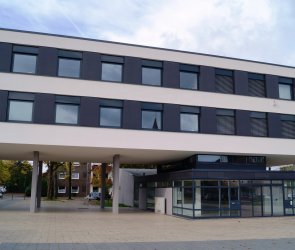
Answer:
[0,195,295,249]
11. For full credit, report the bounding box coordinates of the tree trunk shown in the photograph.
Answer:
[68,162,72,200]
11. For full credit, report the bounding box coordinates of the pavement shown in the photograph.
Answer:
[0,194,295,250]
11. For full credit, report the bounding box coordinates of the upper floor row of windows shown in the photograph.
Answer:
[5,45,295,101]
[4,91,295,139]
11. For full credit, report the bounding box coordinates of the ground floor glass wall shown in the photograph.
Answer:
[172,179,295,218]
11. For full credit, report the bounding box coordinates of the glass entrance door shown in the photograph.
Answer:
[240,186,253,217]
[272,186,284,216]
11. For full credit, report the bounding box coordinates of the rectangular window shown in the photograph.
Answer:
[216,109,235,135]
[180,106,199,132]
[55,96,80,125]
[101,55,123,82]
[71,186,79,193]
[250,112,268,137]
[71,173,79,179]
[141,103,162,130]
[248,73,265,97]
[142,60,162,86]
[58,50,82,78]
[279,77,293,100]
[59,173,66,179]
[281,115,295,139]
[12,45,38,74]
[99,99,122,128]
[215,69,234,94]
[58,186,66,194]
[179,64,199,90]
[7,92,34,122]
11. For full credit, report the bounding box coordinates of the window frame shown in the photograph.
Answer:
[59,173,66,179]
[58,186,66,194]
[215,68,234,94]
[57,50,82,78]
[99,99,123,128]
[101,55,124,82]
[11,45,38,74]
[141,60,163,86]
[71,186,79,193]
[216,109,236,135]
[71,172,79,179]
[278,77,293,100]
[250,112,268,137]
[180,106,200,132]
[7,92,35,123]
[54,96,80,125]
[141,103,163,130]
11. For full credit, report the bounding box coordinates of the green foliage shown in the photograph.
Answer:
[280,165,295,171]
[0,160,12,185]
[1,160,32,193]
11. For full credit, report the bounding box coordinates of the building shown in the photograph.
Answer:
[0,28,295,217]
[56,162,89,198]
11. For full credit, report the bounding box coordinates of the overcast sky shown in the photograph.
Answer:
[0,0,294,66]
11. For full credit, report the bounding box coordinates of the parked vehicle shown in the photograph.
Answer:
[0,192,3,199]
[85,192,101,200]
[0,186,6,193]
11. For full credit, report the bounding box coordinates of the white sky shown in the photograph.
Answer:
[0,0,294,66]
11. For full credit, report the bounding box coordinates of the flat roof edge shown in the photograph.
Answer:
[1,27,294,70]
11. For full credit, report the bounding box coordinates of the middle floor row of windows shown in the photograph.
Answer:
[2,91,295,139]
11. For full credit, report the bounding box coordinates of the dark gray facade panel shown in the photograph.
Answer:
[123,100,141,129]
[234,71,248,95]
[163,104,180,132]
[79,97,100,127]
[0,43,12,72]
[236,110,251,136]
[37,47,58,76]
[34,94,55,124]
[163,62,179,88]
[200,107,216,134]
[81,52,100,81]
[0,90,8,121]
[123,57,141,84]
[199,66,215,92]
[266,75,279,99]
[268,113,281,138]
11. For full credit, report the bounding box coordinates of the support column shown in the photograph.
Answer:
[30,151,39,213]
[100,163,107,209]
[37,161,42,208]
[112,155,120,214]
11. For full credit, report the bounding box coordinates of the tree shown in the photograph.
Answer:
[0,160,11,185]
[280,165,295,171]
[45,161,64,200]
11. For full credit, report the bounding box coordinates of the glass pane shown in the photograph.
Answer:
[272,186,284,216]
[220,188,229,209]
[262,186,272,216]
[240,186,253,217]
[142,67,161,86]
[173,187,182,207]
[201,180,219,186]
[100,107,121,127]
[201,188,219,209]
[180,113,198,132]
[55,104,78,124]
[279,84,292,100]
[13,54,36,74]
[8,100,33,122]
[182,209,193,217]
[180,71,198,90]
[58,58,80,78]
[200,210,220,217]
[183,187,193,209]
[195,187,201,210]
[253,186,262,216]
[142,110,162,130]
[147,188,155,210]
[101,63,122,82]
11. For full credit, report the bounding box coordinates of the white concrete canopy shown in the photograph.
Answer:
[1,122,295,166]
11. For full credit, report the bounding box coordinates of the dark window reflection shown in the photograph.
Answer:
[142,110,162,130]
[8,100,33,122]
[100,107,122,127]
[180,113,198,132]
[142,67,161,86]
[13,54,37,74]
[55,104,78,124]
[180,71,198,90]
[58,58,80,78]
[101,63,122,82]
